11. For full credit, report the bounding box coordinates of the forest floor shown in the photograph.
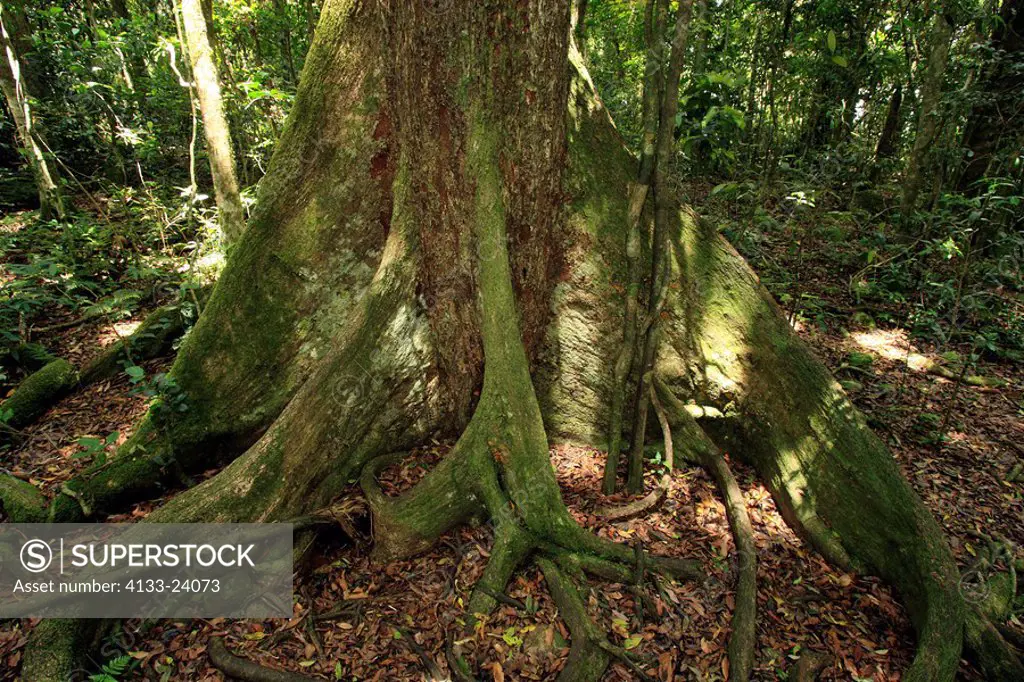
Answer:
[1,198,1022,681]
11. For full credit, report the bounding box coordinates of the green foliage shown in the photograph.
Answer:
[0,197,207,392]
[89,654,134,682]
[74,431,120,466]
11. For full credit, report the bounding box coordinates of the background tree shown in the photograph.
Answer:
[0,3,63,219]
[902,7,955,215]
[179,0,245,243]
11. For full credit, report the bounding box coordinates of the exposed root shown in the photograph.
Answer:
[78,300,195,385]
[207,637,317,682]
[667,218,966,680]
[654,376,756,681]
[0,357,77,434]
[47,418,190,522]
[790,650,832,682]
[593,483,666,522]
[465,522,534,620]
[537,557,611,682]
[20,619,106,682]
[392,626,447,681]
[444,630,480,682]
[0,301,195,442]
[960,556,1024,679]
[0,472,47,522]
[360,448,484,563]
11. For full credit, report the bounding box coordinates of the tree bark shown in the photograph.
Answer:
[0,7,63,220]
[872,82,903,180]
[956,0,1023,194]
[902,10,954,216]
[180,0,246,243]
[627,0,694,494]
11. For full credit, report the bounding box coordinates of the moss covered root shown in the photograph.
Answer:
[0,358,77,432]
[78,301,194,385]
[0,473,47,522]
[21,619,105,682]
[665,219,964,681]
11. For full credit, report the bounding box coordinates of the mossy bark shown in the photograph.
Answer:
[0,474,47,522]
[0,358,77,431]
[657,217,965,680]
[46,0,392,522]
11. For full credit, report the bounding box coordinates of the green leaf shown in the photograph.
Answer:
[827,30,837,52]
[623,635,643,650]
[502,627,523,647]
[831,54,848,67]
[334,662,344,680]
[125,365,145,381]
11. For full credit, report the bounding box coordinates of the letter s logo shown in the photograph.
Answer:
[20,539,53,573]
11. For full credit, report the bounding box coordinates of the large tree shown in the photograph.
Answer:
[12,1,1023,679]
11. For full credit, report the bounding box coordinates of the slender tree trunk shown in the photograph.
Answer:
[272,0,298,84]
[874,84,903,163]
[627,0,694,494]
[180,0,246,243]
[0,8,63,219]
[901,10,954,216]
[572,0,588,55]
[690,0,708,76]
[760,0,794,184]
[602,0,667,495]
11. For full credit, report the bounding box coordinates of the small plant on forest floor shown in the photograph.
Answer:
[74,431,121,466]
[88,654,135,682]
[124,365,189,416]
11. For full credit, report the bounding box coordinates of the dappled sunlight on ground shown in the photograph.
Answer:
[850,328,914,361]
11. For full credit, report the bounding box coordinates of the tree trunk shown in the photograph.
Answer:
[17,2,1021,680]
[872,83,903,174]
[902,10,954,216]
[956,0,1023,194]
[180,0,246,243]
[602,0,666,495]
[272,0,298,84]
[0,7,63,220]
[626,0,694,494]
